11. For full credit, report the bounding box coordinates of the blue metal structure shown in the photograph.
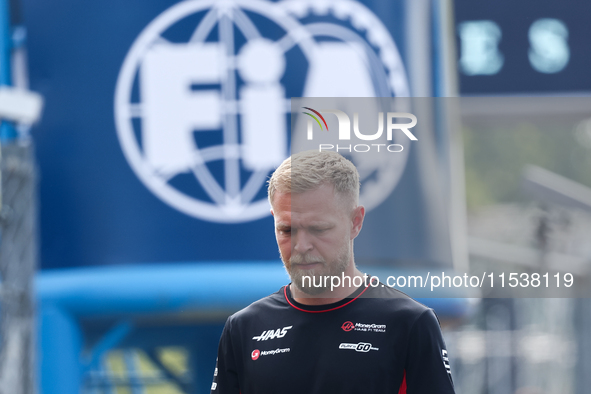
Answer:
[37,263,471,393]
[37,263,288,393]
[0,0,16,140]
[0,0,9,84]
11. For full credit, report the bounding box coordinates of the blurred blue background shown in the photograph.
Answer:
[1,0,591,393]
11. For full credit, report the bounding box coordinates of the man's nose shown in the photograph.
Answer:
[293,231,313,254]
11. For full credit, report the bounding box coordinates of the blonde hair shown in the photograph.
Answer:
[268,151,360,208]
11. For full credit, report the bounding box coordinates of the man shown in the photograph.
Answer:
[211,151,455,393]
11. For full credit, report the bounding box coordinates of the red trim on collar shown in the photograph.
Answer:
[283,284,369,313]
[398,370,407,394]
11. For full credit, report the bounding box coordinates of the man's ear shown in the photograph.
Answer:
[270,208,274,217]
[350,205,365,240]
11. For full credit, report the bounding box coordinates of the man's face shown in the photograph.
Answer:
[271,183,364,295]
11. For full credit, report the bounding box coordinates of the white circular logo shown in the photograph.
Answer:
[114,0,410,223]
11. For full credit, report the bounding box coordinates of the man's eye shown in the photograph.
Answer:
[278,229,291,235]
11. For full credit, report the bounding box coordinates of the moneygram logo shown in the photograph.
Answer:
[251,347,291,360]
[341,321,387,333]
[302,108,417,153]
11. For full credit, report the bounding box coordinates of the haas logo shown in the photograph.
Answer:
[341,321,355,332]
[252,326,292,341]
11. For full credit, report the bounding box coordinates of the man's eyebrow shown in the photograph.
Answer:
[275,223,291,230]
[308,222,333,228]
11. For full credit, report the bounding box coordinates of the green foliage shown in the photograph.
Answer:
[463,119,591,211]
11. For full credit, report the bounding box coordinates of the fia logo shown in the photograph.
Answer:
[115,0,409,222]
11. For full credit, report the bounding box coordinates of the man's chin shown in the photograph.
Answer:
[290,271,331,297]
[293,280,329,296]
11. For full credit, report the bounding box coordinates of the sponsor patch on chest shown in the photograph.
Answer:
[339,342,379,352]
[341,321,386,333]
[252,326,292,341]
